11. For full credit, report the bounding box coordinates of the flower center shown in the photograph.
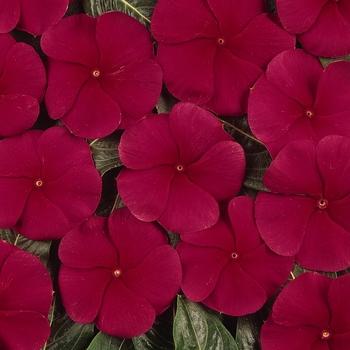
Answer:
[113,269,122,277]
[305,108,314,118]
[91,69,101,78]
[231,252,239,259]
[320,330,332,340]
[317,198,328,209]
[175,164,185,172]
[35,179,43,187]
[216,37,226,46]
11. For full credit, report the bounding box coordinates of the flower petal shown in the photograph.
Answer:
[119,114,178,170]
[60,79,122,138]
[157,39,216,105]
[45,59,90,120]
[0,94,39,137]
[59,265,111,323]
[117,166,174,222]
[151,0,218,44]
[158,174,219,234]
[255,193,316,256]
[177,242,229,302]
[297,210,350,271]
[312,112,350,141]
[99,60,163,129]
[0,1,20,33]
[0,34,16,75]
[41,14,99,67]
[329,333,350,350]
[95,279,156,338]
[186,141,245,201]
[327,194,350,232]
[169,102,231,165]
[122,245,181,314]
[108,207,169,271]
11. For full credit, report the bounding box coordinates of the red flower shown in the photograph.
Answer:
[0,126,102,240]
[261,273,350,350]
[117,102,246,234]
[0,33,46,137]
[248,49,350,158]
[0,0,69,36]
[255,136,350,271]
[58,207,182,338]
[176,196,294,316]
[151,0,295,116]
[0,240,52,349]
[41,12,163,138]
[277,0,350,57]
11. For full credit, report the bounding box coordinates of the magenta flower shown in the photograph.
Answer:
[117,102,246,234]
[261,273,350,350]
[248,49,350,158]
[151,0,295,116]
[41,12,163,138]
[277,0,350,57]
[0,33,46,138]
[0,0,69,36]
[0,126,102,240]
[0,240,53,349]
[58,207,182,338]
[176,196,293,316]
[255,136,350,271]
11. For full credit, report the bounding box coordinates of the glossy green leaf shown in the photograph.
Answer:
[89,133,123,176]
[83,0,157,27]
[235,315,263,350]
[87,332,134,350]
[319,55,350,68]
[173,295,238,350]
[0,228,51,266]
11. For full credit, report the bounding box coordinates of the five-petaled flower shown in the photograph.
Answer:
[276,0,350,57]
[176,196,294,316]
[0,126,102,240]
[255,135,350,271]
[151,0,295,116]
[58,207,182,338]
[261,272,350,350]
[0,33,46,138]
[41,12,163,138]
[0,0,70,36]
[248,49,350,157]
[117,102,246,234]
[0,240,53,349]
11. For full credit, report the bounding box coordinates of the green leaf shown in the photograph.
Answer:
[89,133,123,176]
[235,315,263,350]
[0,228,51,266]
[173,295,238,350]
[46,309,94,350]
[319,55,350,68]
[87,332,134,350]
[83,0,157,27]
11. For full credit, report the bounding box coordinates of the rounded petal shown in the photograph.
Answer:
[312,112,350,141]
[177,242,229,302]
[327,194,350,232]
[169,102,232,165]
[119,114,178,170]
[0,34,16,75]
[255,193,316,256]
[59,265,111,323]
[45,59,90,120]
[99,60,163,129]
[186,141,245,201]
[0,240,17,267]
[60,79,122,138]
[0,94,39,137]
[151,0,218,44]
[0,1,20,33]
[122,245,181,314]
[158,174,220,234]
[157,39,216,105]
[41,14,99,67]
[95,279,156,338]
[117,166,174,222]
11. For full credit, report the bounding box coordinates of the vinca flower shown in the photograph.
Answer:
[176,196,294,316]
[151,0,295,116]
[261,272,350,350]
[0,240,53,349]
[117,102,246,234]
[255,136,350,271]
[41,12,163,138]
[0,126,102,240]
[58,207,182,338]
[0,33,46,137]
